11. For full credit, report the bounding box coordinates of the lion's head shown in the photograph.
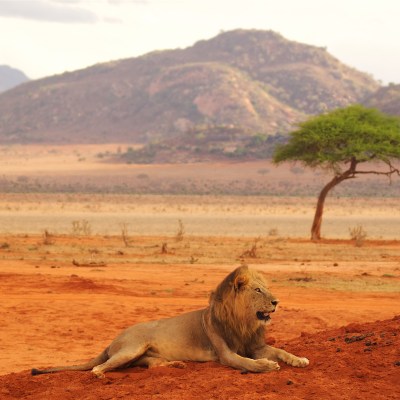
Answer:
[209,265,278,346]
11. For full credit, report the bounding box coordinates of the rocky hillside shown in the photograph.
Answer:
[0,65,29,93]
[0,29,379,144]
[364,84,400,116]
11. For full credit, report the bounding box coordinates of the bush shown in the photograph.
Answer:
[349,225,367,247]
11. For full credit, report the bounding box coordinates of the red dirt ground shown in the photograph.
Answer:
[1,317,399,400]
[1,235,400,399]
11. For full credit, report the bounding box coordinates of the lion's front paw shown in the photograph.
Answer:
[253,358,280,373]
[288,356,309,368]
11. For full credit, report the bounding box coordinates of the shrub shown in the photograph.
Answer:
[349,225,367,247]
[72,220,92,236]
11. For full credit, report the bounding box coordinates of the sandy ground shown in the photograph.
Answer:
[1,144,400,239]
[1,193,400,239]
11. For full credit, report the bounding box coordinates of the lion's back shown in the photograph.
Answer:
[143,309,217,362]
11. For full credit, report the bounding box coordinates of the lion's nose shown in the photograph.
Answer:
[271,300,279,307]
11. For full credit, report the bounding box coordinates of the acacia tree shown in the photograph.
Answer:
[273,105,400,241]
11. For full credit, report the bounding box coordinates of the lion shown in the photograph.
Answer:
[31,265,309,378]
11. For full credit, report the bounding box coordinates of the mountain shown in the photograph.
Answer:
[364,83,400,116]
[0,65,29,93]
[0,29,379,144]
[181,30,378,114]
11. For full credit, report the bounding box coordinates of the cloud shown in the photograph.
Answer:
[50,0,82,4]
[108,0,149,5]
[103,16,124,24]
[0,0,98,24]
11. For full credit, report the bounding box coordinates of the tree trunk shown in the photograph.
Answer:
[311,159,357,241]
[311,176,340,240]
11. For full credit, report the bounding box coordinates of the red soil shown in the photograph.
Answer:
[1,235,400,399]
[1,317,399,400]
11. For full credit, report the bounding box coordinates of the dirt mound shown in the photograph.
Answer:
[60,275,111,292]
[1,316,399,400]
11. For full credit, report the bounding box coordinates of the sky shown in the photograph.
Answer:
[0,0,399,84]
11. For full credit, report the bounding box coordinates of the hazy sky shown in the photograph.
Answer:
[1,0,399,84]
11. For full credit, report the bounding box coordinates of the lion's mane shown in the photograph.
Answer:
[208,267,265,355]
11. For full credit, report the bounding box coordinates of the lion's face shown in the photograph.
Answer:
[211,266,279,332]
[246,276,278,326]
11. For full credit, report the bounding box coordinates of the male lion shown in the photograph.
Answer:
[32,266,309,378]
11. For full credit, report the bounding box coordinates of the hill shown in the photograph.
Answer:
[364,83,400,116]
[0,65,29,93]
[0,29,379,145]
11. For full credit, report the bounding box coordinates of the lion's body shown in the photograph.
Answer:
[32,266,309,378]
[107,309,217,366]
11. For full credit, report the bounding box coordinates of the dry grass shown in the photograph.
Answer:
[42,229,55,245]
[279,274,400,292]
[349,225,368,247]
[1,233,399,293]
[1,193,400,240]
[175,219,185,242]
[120,223,131,247]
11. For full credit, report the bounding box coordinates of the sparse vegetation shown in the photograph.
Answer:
[161,242,168,254]
[42,230,55,245]
[268,228,279,237]
[240,238,260,258]
[2,151,400,196]
[1,231,400,292]
[349,225,368,247]
[189,255,199,264]
[116,130,288,164]
[120,223,131,247]
[72,220,92,236]
[175,219,185,242]
[288,276,315,282]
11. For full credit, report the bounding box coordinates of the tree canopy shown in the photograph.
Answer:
[274,104,400,169]
[273,105,400,240]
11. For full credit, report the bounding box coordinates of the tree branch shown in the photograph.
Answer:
[353,161,400,178]
[354,170,399,176]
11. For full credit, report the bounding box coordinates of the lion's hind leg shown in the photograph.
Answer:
[92,343,149,378]
[135,356,187,369]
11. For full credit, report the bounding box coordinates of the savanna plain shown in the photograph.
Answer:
[0,145,399,399]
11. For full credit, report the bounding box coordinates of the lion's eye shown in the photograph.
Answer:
[255,288,262,293]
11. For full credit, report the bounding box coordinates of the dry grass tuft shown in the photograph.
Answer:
[349,225,367,247]
[240,238,260,258]
[120,223,131,247]
[42,230,55,245]
[72,220,92,236]
[175,219,185,242]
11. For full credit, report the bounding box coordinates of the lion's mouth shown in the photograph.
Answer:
[256,311,271,322]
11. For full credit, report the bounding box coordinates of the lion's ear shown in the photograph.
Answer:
[233,274,249,291]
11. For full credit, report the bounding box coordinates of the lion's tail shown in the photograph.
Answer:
[31,348,109,375]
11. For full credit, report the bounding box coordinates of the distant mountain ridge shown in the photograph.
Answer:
[364,84,400,116]
[0,65,29,93]
[0,29,381,144]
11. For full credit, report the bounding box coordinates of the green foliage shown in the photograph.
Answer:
[274,105,400,171]
[121,143,159,164]
[249,133,268,146]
